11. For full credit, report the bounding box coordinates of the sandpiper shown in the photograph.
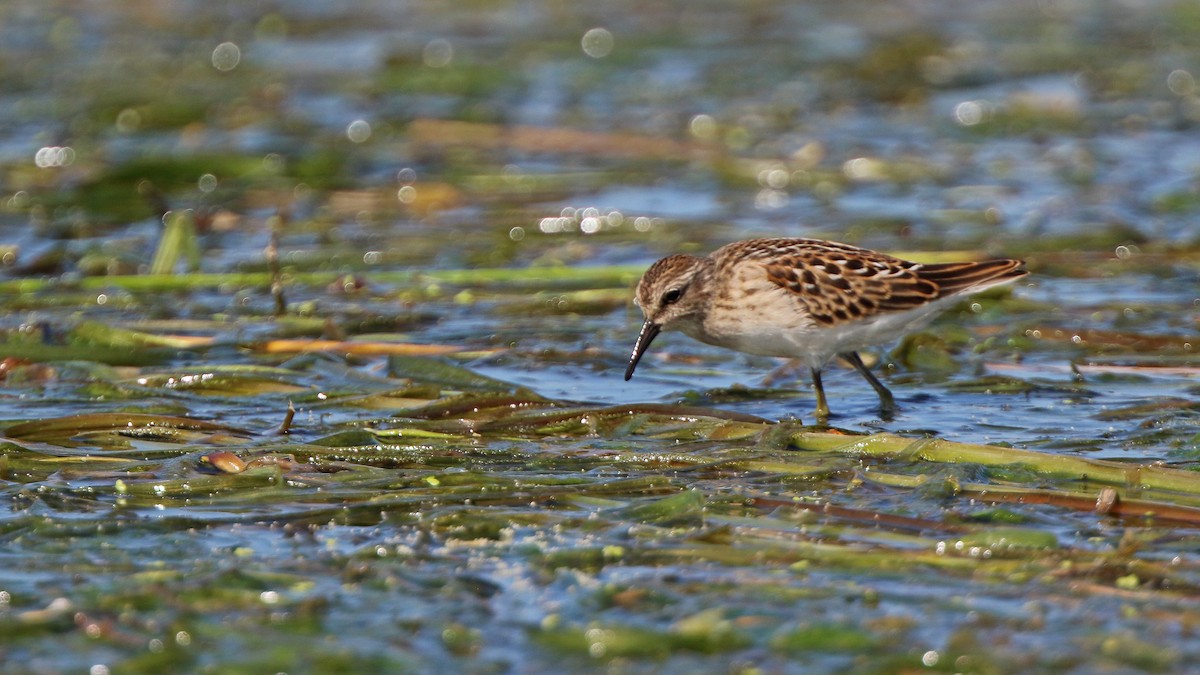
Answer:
[624,237,1026,419]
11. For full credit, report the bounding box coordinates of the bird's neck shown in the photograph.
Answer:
[676,256,716,323]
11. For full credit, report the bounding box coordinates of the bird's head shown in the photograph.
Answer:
[624,254,709,380]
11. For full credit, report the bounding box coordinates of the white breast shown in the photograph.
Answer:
[685,276,964,369]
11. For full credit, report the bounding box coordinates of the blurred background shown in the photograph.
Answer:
[0,1,1198,671]
[6,0,1200,253]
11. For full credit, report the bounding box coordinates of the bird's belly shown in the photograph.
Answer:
[686,302,949,368]
[687,314,825,362]
[700,324,847,365]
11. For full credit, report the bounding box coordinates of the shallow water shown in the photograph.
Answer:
[1,0,1198,672]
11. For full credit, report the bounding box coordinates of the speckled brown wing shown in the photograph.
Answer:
[746,239,1025,327]
[761,250,920,326]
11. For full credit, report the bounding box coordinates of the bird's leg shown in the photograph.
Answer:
[841,351,895,415]
[810,367,830,421]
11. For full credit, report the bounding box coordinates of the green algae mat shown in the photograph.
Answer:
[1,0,1199,673]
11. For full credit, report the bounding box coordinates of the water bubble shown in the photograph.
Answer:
[954,100,987,126]
[1167,69,1195,96]
[262,153,284,172]
[211,42,241,71]
[689,114,717,140]
[585,628,611,657]
[754,188,788,210]
[346,119,372,143]
[198,174,218,193]
[581,28,614,58]
[116,108,141,132]
[34,146,75,168]
[580,216,601,234]
[397,167,417,184]
[843,157,884,181]
[423,39,454,68]
[397,185,417,203]
[922,650,939,666]
[1114,244,1131,259]
[508,226,525,241]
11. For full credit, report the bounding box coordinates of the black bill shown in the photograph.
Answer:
[624,320,661,380]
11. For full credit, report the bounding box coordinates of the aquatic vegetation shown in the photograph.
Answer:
[0,0,1197,672]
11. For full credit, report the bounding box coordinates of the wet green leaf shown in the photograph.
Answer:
[386,355,517,392]
[957,527,1059,551]
[4,413,250,445]
[616,488,705,525]
[149,209,201,275]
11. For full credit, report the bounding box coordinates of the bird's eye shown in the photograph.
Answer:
[661,288,682,305]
